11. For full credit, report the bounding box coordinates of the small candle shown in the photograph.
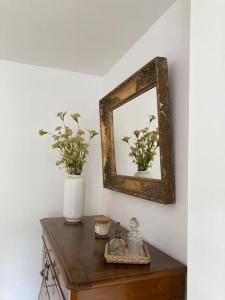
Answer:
[95,216,111,238]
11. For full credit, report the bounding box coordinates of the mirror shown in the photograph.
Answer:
[99,57,175,204]
[113,88,161,179]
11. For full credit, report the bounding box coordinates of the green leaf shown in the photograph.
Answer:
[57,112,67,121]
[149,114,156,122]
[71,113,81,123]
[133,130,140,138]
[53,134,60,141]
[88,130,98,138]
[56,160,62,166]
[39,129,48,136]
[121,136,131,143]
[78,129,85,136]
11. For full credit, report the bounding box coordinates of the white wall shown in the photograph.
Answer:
[0,60,101,300]
[188,1,225,299]
[100,0,190,263]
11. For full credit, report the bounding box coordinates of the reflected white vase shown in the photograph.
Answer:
[63,175,85,223]
[135,170,151,178]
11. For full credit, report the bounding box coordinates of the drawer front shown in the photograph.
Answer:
[77,274,185,300]
[41,234,70,300]
[39,254,63,300]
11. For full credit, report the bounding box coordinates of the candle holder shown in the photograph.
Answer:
[94,216,111,238]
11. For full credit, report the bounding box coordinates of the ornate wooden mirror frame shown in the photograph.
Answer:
[99,57,175,204]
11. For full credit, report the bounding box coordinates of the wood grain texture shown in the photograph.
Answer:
[99,57,175,204]
[71,291,77,300]
[77,274,185,300]
[42,234,69,299]
[41,216,186,299]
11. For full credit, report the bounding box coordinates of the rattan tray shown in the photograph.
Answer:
[104,242,151,264]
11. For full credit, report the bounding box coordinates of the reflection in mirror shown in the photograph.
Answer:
[113,88,161,179]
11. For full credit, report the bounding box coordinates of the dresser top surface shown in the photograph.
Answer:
[41,216,186,291]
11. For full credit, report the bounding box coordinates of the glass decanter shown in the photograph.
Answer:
[109,222,126,256]
[127,217,143,256]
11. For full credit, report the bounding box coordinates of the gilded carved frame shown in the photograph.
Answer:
[99,57,175,204]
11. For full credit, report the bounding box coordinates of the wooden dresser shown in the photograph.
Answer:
[39,217,186,300]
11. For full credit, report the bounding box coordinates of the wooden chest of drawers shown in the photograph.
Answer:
[39,217,186,300]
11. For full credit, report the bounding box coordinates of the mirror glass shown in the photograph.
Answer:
[113,88,161,179]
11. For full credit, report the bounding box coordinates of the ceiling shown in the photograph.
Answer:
[0,0,175,75]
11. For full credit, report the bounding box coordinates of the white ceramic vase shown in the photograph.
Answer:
[63,175,85,223]
[135,170,151,178]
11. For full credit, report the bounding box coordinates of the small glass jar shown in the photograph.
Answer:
[127,237,143,256]
[109,222,126,256]
[95,216,111,238]
[127,217,143,256]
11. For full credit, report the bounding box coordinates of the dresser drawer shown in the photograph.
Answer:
[40,256,63,299]
[42,233,70,300]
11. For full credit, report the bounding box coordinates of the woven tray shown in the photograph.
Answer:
[104,243,151,265]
